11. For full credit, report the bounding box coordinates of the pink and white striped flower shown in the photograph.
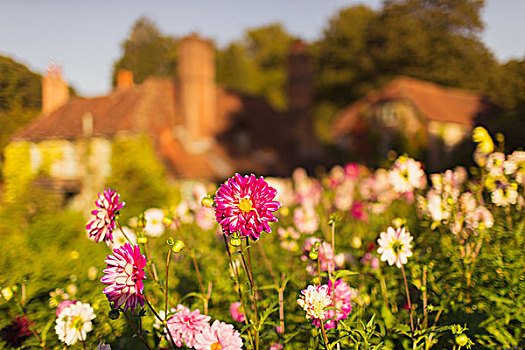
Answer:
[101,243,146,312]
[86,188,125,246]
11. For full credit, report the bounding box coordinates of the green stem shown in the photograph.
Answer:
[122,310,152,350]
[401,265,415,340]
[245,240,260,350]
[221,234,255,349]
[144,296,177,349]
[191,250,208,314]
[165,249,171,324]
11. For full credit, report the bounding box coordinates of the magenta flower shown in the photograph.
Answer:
[101,243,146,312]
[86,188,125,246]
[166,305,211,348]
[194,320,243,350]
[313,279,354,329]
[229,302,245,323]
[214,174,281,241]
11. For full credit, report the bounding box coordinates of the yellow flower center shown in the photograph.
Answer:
[69,316,84,330]
[211,342,223,350]
[238,197,254,214]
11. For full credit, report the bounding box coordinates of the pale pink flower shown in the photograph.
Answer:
[101,243,146,312]
[377,227,413,268]
[166,305,211,348]
[229,302,245,323]
[313,279,354,329]
[293,206,319,234]
[144,208,165,237]
[277,226,300,251]
[56,300,76,317]
[270,342,284,350]
[195,207,216,231]
[297,284,331,320]
[86,188,125,246]
[194,320,243,350]
[334,181,354,211]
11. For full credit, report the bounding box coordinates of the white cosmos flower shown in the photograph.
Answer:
[388,157,426,193]
[109,226,136,250]
[144,208,165,237]
[55,301,95,345]
[377,227,413,268]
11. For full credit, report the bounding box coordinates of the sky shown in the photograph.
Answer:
[1,0,523,97]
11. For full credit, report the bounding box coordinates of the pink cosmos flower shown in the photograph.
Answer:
[270,342,284,350]
[229,302,245,323]
[194,320,243,350]
[86,188,125,246]
[214,174,281,241]
[101,243,146,312]
[56,300,76,317]
[313,279,354,329]
[166,305,211,348]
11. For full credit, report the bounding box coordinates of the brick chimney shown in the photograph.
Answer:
[117,69,134,91]
[177,34,216,141]
[287,40,319,158]
[42,62,69,115]
[288,40,312,112]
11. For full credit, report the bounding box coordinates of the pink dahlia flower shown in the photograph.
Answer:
[166,305,211,348]
[229,302,245,323]
[194,320,243,350]
[214,174,281,241]
[101,243,146,312]
[313,279,354,329]
[86,188,125,246]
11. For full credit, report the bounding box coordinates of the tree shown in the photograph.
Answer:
[367,0,497,92]
[0,56,41,111]
[216,23,294,111]
[112,17,178,86]
[216,43,259,95]
[314,5,377,108]
[0,56,41,170]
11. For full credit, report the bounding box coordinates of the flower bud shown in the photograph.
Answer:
[455,334,468,347]
[1,287,13,301]
[351,235,362,249]
[138,237,148,244]
[392,218,404,228]
[166,237,175,246]
[201,196,214,208]
[172,240,185,253]
[108,308,120,320]
[309,249,319,260]
[230,237,242,247]
[162,217,173,227]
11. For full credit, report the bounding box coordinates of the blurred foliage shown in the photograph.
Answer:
[107,135,169,222]
[0,56,41,178]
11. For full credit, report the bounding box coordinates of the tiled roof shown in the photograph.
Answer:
[332,76,498,136]
[12,78,288,180]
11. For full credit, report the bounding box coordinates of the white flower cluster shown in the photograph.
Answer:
[55,301,95,345]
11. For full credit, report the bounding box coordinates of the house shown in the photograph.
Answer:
[331,76,499,170]
[4,34,320,210]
